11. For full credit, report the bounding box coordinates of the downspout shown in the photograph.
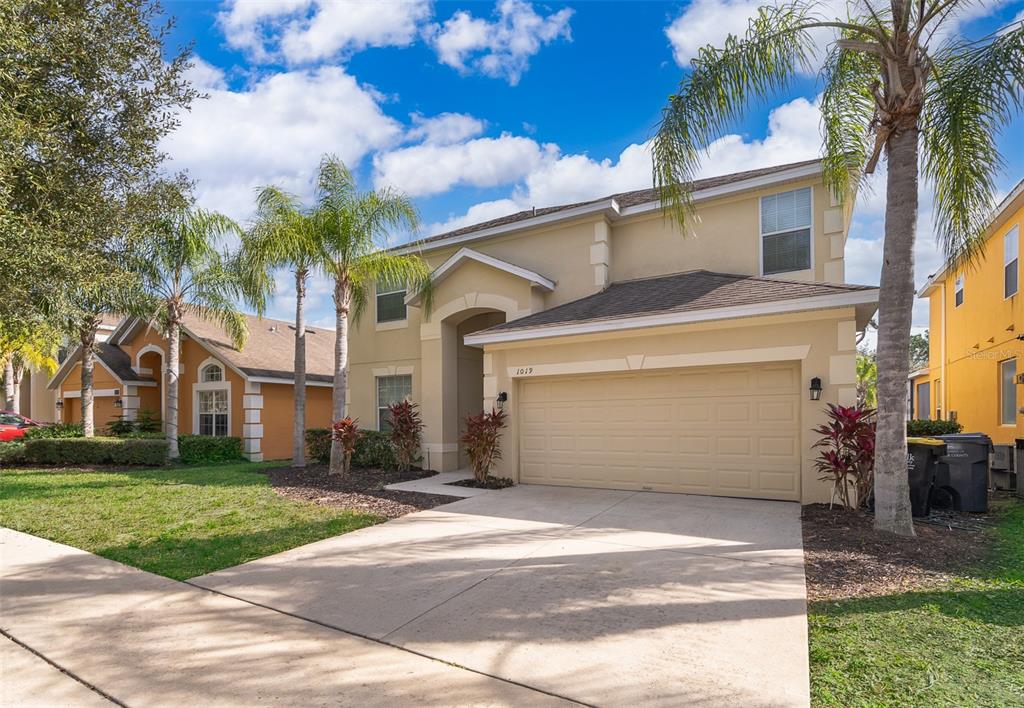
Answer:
[940,282,946,419]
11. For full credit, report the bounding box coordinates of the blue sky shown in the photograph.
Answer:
[159,0,1024,331]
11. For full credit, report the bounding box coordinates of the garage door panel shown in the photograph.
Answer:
[518,363,801,501]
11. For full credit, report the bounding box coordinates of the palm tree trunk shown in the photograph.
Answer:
[873,125,918,537]
[11,359,24,414]
[166,320,181,459]
[3,356,15,411]
[292,268,308,468]
[328,277,350,475]
[80,327,97,437]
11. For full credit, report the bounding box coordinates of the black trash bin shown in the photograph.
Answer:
[934,433,993,512]
[907,437,946,517]
[1014,439,1024,497]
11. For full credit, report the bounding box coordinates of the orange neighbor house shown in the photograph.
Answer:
[47,313,338,461]
[912,178,1024,444]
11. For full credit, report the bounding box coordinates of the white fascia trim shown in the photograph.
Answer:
[465,288,879,346]
[48,348,137,391]
[395,200,622,255]
[246,376,335,387]
[618,163,823,218]
[405,247,556,305]
[908,368,930,379]
[396,161,823,255]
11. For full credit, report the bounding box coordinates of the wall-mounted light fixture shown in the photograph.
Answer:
[55,399,63,410]
[114,398,123,408]
[809,377,823,401]
[496,391,508,409]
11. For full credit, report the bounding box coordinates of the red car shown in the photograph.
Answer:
[0,411,42,442]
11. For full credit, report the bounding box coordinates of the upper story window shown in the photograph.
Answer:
[377,375,412,431]
[376,279,407,323]
[1004,225,1019,298]
[201,363,224,382]
[760,187,812,275]
[954,274,964,308]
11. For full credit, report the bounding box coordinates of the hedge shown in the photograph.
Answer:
[177,435,244,464]
[0,442,26,465]
[907,419,963,436]
[23,437,168,466]
[305,428,398,470]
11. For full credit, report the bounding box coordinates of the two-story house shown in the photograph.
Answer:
[914,178,1024,444]
[348,158,877,504]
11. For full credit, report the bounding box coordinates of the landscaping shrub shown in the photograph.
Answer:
[386,400,423,472]
[813,404,876,509]
[106,415,137,436]
[0,442,26,465]
[106,410,163,437]
[351,430,397,470]
[331,418,361,475]
[460,408,507,482]
[23,422,83,439]
[176,435,243,464]
[135,409,162,433]
[306,427,398,469]
[23,437,167,466]
[907,418,963,436]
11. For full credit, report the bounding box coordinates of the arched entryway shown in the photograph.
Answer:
[135,346,165,429]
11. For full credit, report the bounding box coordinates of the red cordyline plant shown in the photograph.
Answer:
[459,408,507,483]
[813,404,876,510]
[387,400,423,473]
[330,417,361,476]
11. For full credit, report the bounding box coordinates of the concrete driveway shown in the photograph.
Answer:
[195,485,810,706]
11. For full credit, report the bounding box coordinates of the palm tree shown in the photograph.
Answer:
[239,186,323,467]
[139,208,247,459]
[652,2,1024,536]
[314,156,431,475]
[1,327,57,414]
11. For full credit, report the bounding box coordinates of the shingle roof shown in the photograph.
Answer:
[483,270,877,334]
[182,312,336,382]
[96,342,155,383]
[408,158,823,250]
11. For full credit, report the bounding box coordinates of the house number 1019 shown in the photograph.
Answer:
[514,367,534,376]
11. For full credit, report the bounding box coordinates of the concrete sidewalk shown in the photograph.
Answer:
[0,528,571,707]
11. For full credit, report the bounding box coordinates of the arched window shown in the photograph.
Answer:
[201,363,224,382]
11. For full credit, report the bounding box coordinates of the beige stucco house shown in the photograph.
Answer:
[349,158,878,504]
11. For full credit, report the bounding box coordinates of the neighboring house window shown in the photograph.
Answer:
[202,363,224,382]
[1000,359,1017,425]
[376,279,407,323]
[761,187,812,275]
[917,382,931,421]
[954,274,964,307]
[1005,225,1019,298]
[377,375,411,431]
[198,389,228,436]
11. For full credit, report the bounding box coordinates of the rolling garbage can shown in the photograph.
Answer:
[1015,439,1024,497]
[934,433,993,512]
[907,438,946,517]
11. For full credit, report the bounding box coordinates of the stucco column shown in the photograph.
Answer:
[420,321,460,471]
[242,381,264,463]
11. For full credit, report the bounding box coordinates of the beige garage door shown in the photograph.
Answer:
[518,362,802,501]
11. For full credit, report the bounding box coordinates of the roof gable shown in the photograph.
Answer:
[406,248,556,306]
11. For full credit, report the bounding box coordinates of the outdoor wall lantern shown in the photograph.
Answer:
[496,391,508,409]
[55,399,63,410]
[809,377,823,401]
[114,398,123,408]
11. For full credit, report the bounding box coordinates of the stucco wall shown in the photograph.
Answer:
[259,383,334,460]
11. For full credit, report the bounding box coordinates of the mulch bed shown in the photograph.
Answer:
[448,476,515,490]
[802,502,998,602]
[265,466,462,519]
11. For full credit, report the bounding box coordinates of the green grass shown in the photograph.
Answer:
[809,501,1024,706]
[0,463,384,580]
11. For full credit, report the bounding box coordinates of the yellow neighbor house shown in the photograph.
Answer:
[915,178,1024,444]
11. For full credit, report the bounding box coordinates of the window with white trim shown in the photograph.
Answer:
[955,274,964,308]
[198,389,229,436]
[1004,225,1019,298]
[376,375,411,431]
[201,363,224,382]
[376,279,407,323]
[761,187,812,275]
[1000,359,1017,426]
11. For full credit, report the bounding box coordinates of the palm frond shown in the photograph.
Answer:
[653,3,821,225]
[921,23,1024,269]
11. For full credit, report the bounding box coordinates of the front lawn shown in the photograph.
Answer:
[0,463,384,580]
[808,500,1024,706]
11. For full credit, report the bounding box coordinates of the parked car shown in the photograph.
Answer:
[0,411,42,442]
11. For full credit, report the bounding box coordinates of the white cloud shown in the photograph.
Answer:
[373,133,558,197]
[406,112,486,145]
[426,0,573,85]
[163,61,401,221]
[218,0,431,64]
